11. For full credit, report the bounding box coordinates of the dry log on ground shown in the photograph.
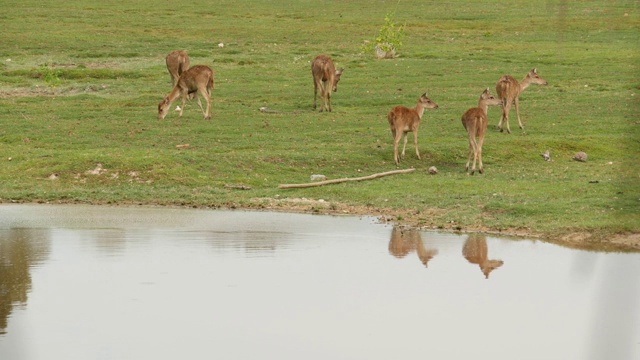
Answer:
[278,168,415,189]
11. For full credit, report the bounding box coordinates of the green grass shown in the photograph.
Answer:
[0,0,638,246]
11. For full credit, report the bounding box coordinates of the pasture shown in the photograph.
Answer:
[0,0,638,248]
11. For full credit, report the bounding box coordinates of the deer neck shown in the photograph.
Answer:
[519,75,533,93]
[167,86,182,102]
[477,100,489,116]
[415,103,427,119]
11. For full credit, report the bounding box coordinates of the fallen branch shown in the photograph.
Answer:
[278,168,415,189]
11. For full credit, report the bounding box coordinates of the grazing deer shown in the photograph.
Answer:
[165,50,190,87]
[461,88,502,175]
[311,54,344,112]
[387,92,439,166]
[158,65,214,120]
[462,234,503,279]
[496,68,548,133]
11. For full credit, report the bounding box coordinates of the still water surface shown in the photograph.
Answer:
[0,204,638,360]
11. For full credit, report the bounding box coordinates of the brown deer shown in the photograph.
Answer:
[311,54,343,112]
[165,50,190,87]
[462,233,503,279]
[461,88,502,175]
[387,92,439,166]
[158,65,214,120]
[496,68,548,133]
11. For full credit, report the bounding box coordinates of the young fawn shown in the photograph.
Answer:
[311,54,344,112]
[496,68,548,133]
[387,93,439,166]
[165,50,190,87]
[158,65,214,120]
[461,88,502,175]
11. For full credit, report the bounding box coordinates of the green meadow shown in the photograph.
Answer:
[0,0,638,247]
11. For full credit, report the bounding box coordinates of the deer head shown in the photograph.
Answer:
[527,68,548,86]
[158,97,171,119]
[332,68,344,92]
[419,93,439,110]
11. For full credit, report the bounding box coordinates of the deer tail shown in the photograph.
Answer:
[208,74,214,91]
[387,111,395,126]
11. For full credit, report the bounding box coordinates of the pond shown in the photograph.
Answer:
[0,204,638,360]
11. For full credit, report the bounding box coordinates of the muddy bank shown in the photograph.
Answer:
[4,198,639,252]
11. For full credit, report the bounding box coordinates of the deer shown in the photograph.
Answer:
[496,68,548,133]
[462,234,503,279]
[158,65,214,120]
[311,54,344,112]
[165,50,190,87]
[387,92,439,166]
[461,88,503,175]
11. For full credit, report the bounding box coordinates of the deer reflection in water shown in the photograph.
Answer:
[462,233,504,279]
[388,227,438,268]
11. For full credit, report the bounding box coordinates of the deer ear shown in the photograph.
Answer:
[532,68,538,74]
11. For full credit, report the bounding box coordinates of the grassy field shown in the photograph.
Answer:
[1,0,638,249]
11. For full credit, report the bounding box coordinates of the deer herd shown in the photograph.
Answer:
[157,50,547,175]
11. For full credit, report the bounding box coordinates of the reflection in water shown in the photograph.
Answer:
[0,205,638,360]
[389,227,438,268]
[462,233,504,279]
[0,229,50,334]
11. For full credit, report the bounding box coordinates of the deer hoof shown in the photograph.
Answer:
[478,168,484,174]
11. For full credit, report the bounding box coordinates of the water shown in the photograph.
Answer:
[0,204,638,360]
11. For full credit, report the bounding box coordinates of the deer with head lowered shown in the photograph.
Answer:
[387,92,439,166]
[461,88,502,175]
[158,65,214,120]
[311,54,343,112]
[165,50,190,87]
[496,68,548,133]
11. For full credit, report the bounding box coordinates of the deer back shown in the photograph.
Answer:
[461,107,487,133]
[496,75,519,100]
[178,65,214,93]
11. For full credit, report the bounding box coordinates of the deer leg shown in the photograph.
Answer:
[198,86,211,120]
[401,133,409,160]
[327,91,332,112]
[393,132,403,165]
[179,93,188,118]
[502,100,512,134]
[515,97,523,130]
[313,80,319,110]
[466,142,473,172]
[477,134,485,174]
[413,130,420,160]
[497,99,506,131]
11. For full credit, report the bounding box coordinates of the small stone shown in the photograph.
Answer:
[573,152,588,162]
[541,150,551,161]
[310,174,327,181]
[428,166,438,175]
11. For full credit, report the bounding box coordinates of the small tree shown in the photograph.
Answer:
[361,12,406,59]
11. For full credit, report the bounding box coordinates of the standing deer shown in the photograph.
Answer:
[311,54,343,112]
[165,50,190,87]
[461,88,502,175]
[496,68,548,133]
[158,65,214,120]
[387,92,439,166]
